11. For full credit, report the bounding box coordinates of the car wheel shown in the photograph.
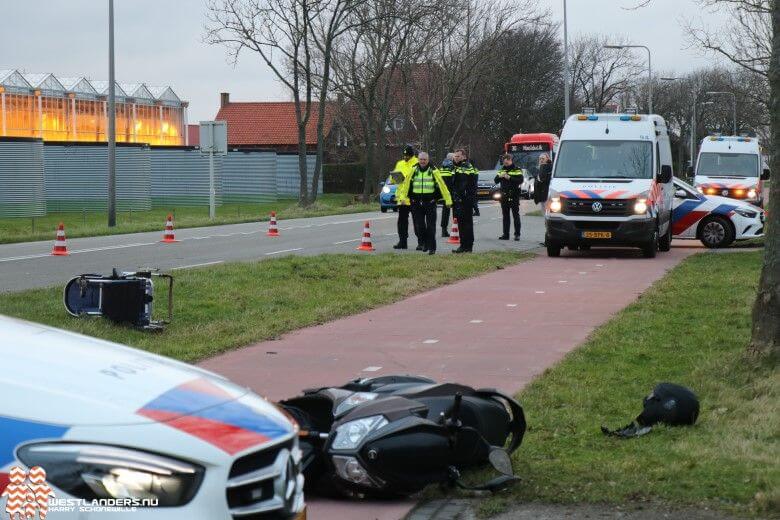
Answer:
[547,241,561,257]
[698,216,735,248]
[642,228,658,258]
[380,207,388,213]
[658,218,672,252]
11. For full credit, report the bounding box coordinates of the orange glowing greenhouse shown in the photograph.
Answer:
[0,69,188,146]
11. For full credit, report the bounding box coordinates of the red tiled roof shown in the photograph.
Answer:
[215,101,333,146]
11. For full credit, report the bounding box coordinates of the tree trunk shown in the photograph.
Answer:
[311,50,333,205]
[748,1,779,360]
[297,124,310,207]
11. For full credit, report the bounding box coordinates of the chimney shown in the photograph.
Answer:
[220,92,230,108]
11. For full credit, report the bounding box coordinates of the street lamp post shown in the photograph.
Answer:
[107,0,116,227]
[704,91,737,135]
[604,44,652,113]
[563,0,570,121]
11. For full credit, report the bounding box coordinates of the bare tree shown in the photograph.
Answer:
[206,0,318,205]
[569,35,642,112]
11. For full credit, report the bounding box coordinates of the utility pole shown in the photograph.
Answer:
[604,44,652,113]
[107,0,116,227]
[563,0,570,121]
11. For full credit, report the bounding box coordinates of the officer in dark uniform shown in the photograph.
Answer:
[439,152,455,237]
[494,153,524,240]
[451,148,478,253]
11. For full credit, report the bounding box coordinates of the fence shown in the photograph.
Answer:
[276,153,322,197]
[0,137,46,218]
[223,149,277,204]
[150,146,223,208]
[43,142,151,212]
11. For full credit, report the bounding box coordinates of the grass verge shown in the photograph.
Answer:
[0,251,527,362]
[0,194,375,244]
[476,251,777,517]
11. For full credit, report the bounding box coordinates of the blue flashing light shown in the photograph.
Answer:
[587,115,598,121]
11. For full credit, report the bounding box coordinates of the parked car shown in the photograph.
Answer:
[477,170,499,200]
[0,315,306,520]
[672,177,764,248]
[489,171,534,201]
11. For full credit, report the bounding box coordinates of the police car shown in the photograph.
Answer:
[0,316,306,519]
[672,177,764,248]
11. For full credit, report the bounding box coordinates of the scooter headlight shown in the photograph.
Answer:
[382,186,391,194]
[335,392,379,417]
[332,415,388,450]
[332,456,384,488]
[16,443,204,507]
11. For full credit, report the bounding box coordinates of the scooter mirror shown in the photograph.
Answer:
[488,447,514,476]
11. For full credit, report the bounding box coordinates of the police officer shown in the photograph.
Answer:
[451,148,478,253]
[439,152,455,237]
[494,153,523,240]
[396,152,452,254]
[392,145,420,250]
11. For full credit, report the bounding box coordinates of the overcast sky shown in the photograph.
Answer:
[2,0,728,122]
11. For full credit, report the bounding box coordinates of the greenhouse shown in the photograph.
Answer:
[0,69,188,146]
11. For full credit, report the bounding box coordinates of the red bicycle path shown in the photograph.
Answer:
[199,247,696,520]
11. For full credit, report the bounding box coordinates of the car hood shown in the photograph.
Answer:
[550,178,653,199]
[0,316,260,427]
[694,175,758,189]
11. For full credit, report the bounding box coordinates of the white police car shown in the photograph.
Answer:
[0,315,305,519]
[672,177,764,248]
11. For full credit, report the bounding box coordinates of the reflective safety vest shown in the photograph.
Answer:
[412,168,436,194]
[503,167,523,177]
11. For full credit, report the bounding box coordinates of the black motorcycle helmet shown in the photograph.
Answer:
[602,383,700,438]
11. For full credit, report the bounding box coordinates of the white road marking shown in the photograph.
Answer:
[579,272,587,275]
[333,238,361,244]
[535,290,545,294]
[172,260,224,270]
[506,303,518,307]
[423,339,439,344]
[596,264,604,267]
[558,280,568,283]
[470,319,483,323]
[0,242,157,263]
[362,366,382,372]
[265,248,303,255]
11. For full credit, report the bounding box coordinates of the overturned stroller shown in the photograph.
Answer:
[279,374,526,498]
[63,269,173,330]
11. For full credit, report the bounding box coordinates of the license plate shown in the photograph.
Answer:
[582,231,612,239]
[478,190,489,195]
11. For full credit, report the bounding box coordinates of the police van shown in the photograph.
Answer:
[693,135,770,207]
[545,113,674,258]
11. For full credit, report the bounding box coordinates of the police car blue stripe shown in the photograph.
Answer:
[0,416,69,467]
[672,199,706,224]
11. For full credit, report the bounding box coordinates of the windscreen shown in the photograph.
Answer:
[554,141,652,179]
[504,143,551,179]
[478,170,498,182]
[697,153,758,178]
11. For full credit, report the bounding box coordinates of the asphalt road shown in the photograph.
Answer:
[0,202,544,293]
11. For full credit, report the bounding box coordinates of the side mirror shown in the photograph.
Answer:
[761,168,770,180]
[675,189,688,199]
[658,165,673,184]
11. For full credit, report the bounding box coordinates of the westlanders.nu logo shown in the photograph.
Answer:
[1,466,158,517]
[1,466,55,520]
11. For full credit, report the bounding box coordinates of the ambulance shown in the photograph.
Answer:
[693,135,769,207]
[544,113,674,258]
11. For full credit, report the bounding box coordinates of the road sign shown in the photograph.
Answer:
[199,121,228,155]
[199,121,227,220]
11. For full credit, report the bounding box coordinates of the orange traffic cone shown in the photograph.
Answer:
[267,211,280,237]
[161,214,179,243]
[51,222,69,256]
[447,217,460,245]
[356,221,375,251]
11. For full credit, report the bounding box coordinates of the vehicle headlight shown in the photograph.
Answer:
[747,189,757,199]
[696,186,704,194]
[492,192,502,200]
[382,186,391,194]
[332,456,383,488]
[332,415,388,450]
[17,443,204,507]
[549,197,562,213]
[335,392,378,417]
[634,198,648,214]
[734,208,758,218]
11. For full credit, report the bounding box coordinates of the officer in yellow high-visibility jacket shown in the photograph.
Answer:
[392,145,420,250]
[396,152,452,255]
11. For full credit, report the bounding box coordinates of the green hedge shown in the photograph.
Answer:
[323,163,365,193]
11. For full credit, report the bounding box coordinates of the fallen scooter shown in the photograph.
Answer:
[63,269,173,330]
[279,375,526,498]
